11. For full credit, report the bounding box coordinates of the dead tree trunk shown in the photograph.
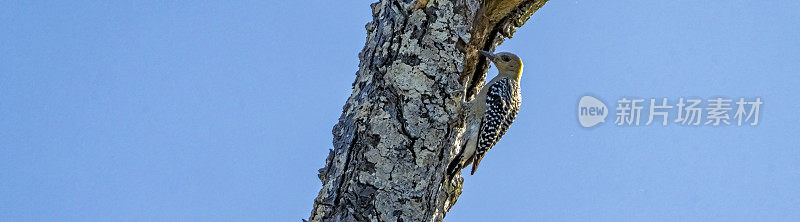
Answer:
[310,0,548,221]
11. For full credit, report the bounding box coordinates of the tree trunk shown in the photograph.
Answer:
[309,0,548,221]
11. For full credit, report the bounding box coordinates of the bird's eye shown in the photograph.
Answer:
[502,56,511,62]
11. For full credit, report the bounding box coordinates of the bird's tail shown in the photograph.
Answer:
[448,116,478,179]
[470,155,484,175]
[447,135,472,179]
[446,154,462,178]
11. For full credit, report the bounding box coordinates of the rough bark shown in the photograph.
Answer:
[309,0,548,221]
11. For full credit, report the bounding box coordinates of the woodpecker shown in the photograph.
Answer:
[448,50,523,177]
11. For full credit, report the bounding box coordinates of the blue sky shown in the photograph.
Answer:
[1,0,799,221]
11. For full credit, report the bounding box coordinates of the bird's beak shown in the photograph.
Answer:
[479,50,494,61]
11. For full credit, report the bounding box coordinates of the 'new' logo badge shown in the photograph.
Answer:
[578,96,608,128]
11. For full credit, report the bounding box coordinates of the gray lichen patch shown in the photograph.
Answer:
[386,62,435,95]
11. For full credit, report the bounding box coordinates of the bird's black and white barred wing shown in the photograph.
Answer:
[471,78,521,174]
[498,80,521,140]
